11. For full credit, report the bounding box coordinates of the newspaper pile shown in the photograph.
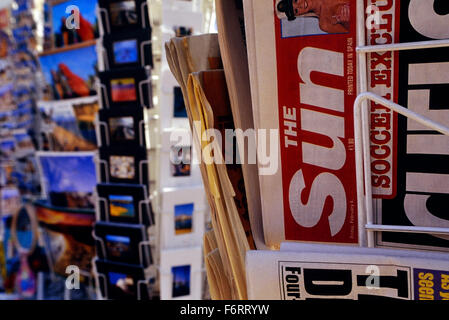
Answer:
[165,28,261,298]
[247,243,449,300]
[242,0,449,300]
[165,0,449,300]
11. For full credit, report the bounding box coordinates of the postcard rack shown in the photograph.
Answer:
[149,0,211,300]
[354,0,449,248]
[92,0,157,300]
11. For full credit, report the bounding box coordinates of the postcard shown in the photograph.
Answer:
[13,129,35,157]
[160,129,202,188]
[96,183,153,225]
[94,221,151,266]
[102,28,152,70]
[51,0,99,49]
[94,259,152,300]
[98,107,144,148]
[110,155,135,179]
[109,194,135,218]
[114,40,138,64]
[98,146,148,185]
[109,1,138,27]
[39,98,99,151]
[99,66,151,109]
[35,200,96,275]
[0,139,16,159]
[160,246,202,300]
[111,78,137,102]
[171,265,191,298]
[159,69,190,130]
[36,151,97,209]
[39,44,97,100]
[0,187,21,216]
[0,161,15,186]
[170,146,191,177]
[160,186,206,249]
[98,0,150,34]
[174,203,193,235]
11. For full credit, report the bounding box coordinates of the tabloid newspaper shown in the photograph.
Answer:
[244,0,359,247]
[246,243,449,300]
[244,0,449,250]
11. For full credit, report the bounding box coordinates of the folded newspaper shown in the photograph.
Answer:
[166,34,257,299]
[187,70,252,299]
[215,0,266,250]
[165,35,239,299]
[204,230,232,300]
[247,243,449,300]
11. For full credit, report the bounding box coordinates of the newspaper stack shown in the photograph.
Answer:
[242,0,449,300]
[247,243,449,300]
[167,0,449,300]
[188,69,255,299]
[165,12,263,296]
[243,0,449,245]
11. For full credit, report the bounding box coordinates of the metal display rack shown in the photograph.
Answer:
[354,0,449,247]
